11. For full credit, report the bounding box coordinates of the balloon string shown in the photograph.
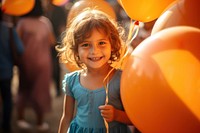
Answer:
[103,67,115,133]
[114,20,140,69]
[128,19,134,40]
[128,20,140,46]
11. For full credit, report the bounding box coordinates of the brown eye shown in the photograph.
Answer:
[80,43,90,47]
[99,41,106,45]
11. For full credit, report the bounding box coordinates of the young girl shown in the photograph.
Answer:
[57,9,132,133]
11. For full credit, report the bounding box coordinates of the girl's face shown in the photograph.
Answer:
[78,29,112,69]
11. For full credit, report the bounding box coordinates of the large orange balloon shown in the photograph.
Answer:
[2,0,35,16]
[121,26,200,133]
[152,0,200,34]
[67,0,116,24]
[120,0,176,22]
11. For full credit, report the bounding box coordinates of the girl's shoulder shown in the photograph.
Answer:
[63,70,81,81]
[62,70,81,94]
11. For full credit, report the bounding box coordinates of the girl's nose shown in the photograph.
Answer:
[90,44,99,54]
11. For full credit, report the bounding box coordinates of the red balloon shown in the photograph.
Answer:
[121,26,200,133]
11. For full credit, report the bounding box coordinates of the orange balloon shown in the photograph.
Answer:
[120,0,176,22]
[52,0,69,6]
[2,0,35,16]
[67,0,116,24]
[121,26,200,133]
[152,0,200,34]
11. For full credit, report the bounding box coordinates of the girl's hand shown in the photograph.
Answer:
[99,104,133,125]
[99,105,116,122]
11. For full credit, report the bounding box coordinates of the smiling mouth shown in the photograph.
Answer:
[88,57,103,61]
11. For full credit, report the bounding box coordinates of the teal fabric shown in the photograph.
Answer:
[62,69,131,133]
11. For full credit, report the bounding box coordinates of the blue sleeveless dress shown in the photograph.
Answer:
[62,69,131,133]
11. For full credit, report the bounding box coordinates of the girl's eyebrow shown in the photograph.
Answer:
[82,40,89,43]
[83,38,108,42]
[99,38,108,41]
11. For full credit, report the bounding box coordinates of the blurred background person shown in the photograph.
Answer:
[15,0,55,131]
[0,11,24,133]
[42,0,68,97]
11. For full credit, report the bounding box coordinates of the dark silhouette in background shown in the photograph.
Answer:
[0,12,24,133]
[42,0,68,97]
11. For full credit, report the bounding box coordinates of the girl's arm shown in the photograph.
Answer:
[58,95,75,133]
[99,105,132,125]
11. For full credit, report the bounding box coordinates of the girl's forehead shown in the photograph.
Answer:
[89,26,107,34]
[84,28,108,38]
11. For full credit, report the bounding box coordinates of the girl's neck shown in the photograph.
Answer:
[85,64,113,77]
[80,64,115,90]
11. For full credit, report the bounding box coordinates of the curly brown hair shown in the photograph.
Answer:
[56,9,127,68]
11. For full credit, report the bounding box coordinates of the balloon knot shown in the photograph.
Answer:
[134,21,139,25]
